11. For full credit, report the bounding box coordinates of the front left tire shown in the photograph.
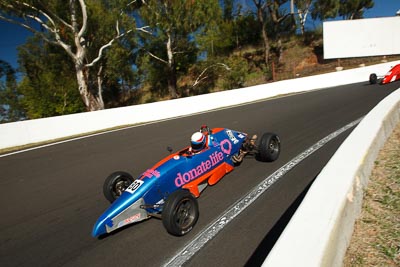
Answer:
[162,190,199,236]
[369,73,377,84]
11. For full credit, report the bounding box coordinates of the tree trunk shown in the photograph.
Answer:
[75,65,104,111]
[97,65,104,108]
[167,67,178,99]
[166,32,178,99]
[257,4,269,66]
[71,0,103,111]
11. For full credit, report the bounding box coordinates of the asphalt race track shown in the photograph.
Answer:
[1,81,399,267]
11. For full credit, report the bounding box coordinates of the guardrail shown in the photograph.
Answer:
[1,61,399,151]
[263,83,400,266]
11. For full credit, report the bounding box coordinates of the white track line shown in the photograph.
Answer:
[163,117,363,267]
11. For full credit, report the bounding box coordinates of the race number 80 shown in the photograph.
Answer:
[125,180,144,194]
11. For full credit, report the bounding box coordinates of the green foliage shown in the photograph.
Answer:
[339,0,374,19]
[17,36,85,118]
[311,0,340,20]
[139,0,221,36]
[0,0,140,111]
[197,12,261,58]
[79,0,139,106]
[137,48,169,97]
[186,55,248,94]
[103,43,140,107]
[188,58,226,95]
[18,74,84,119]
[295,0,312,11]
[235,14,262,47]
[0,60,25,122]
[197,21,235,57]
[311,0,374,20]
[223,0,235,21]
[137,36,190,97]
[266,11,296,38]
[222,55,249,90]
[137,0,221,98]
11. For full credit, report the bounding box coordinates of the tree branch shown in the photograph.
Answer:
[146,51,168,65]
[37,0,73,31]
[0,1,76,58]
[77,0,88,39]
[193,63,231,87]
[136,25,152,35]
[14,0,57,29]
[86,29,134,67]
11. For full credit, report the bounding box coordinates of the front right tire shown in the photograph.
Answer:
[258,133,280,162]
[103,171,134,203]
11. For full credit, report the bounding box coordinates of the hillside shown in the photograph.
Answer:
[136,34,399,105]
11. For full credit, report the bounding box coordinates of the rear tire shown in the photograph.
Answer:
[103,171,134,203]
[162,190,199,236]
[369,73,377,84]
[258,133,280,162]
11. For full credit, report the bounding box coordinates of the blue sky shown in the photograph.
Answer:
[0,0,399,70]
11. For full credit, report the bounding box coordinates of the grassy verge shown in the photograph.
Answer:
[344,123,400,266]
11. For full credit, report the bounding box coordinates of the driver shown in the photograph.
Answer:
[190,132,207,154]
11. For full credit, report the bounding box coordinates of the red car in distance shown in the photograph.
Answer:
[369,63,400,85]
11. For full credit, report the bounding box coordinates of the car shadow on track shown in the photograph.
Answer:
[244,175,316,267]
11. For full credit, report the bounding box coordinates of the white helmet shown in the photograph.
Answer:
[191,132,206,152]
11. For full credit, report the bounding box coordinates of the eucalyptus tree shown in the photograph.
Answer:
[0,0,142,111]
[17,36,85,118]
[251,0,294,65]
[197,1,260,56]
[311,0,374,21]
[252,0,270,65]
[311,0,340,20]
[266,0,296,63]
[0,60,24,122]
[294,0,312,34]
[338,0,374,20]
[196,8,232,58]
[138,0,221,99]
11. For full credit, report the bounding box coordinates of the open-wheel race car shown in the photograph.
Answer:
[369,63,400,85]
[92,125,280,237]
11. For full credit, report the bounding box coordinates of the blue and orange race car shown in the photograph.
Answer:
[92,126,280,237]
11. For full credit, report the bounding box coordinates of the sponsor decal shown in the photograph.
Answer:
[117,213,141,228]
[226,130,239,144]
[143,169,160,179]
[125,179,144,194]
[238,133,246,139]
[220,139,232,155]
[175,151,224,187]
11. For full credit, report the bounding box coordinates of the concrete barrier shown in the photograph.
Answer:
[1,60,398,151]
[263,86,400,266]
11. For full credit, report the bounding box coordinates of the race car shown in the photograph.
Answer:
[92,126,280,237]
[369,63,400,85]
